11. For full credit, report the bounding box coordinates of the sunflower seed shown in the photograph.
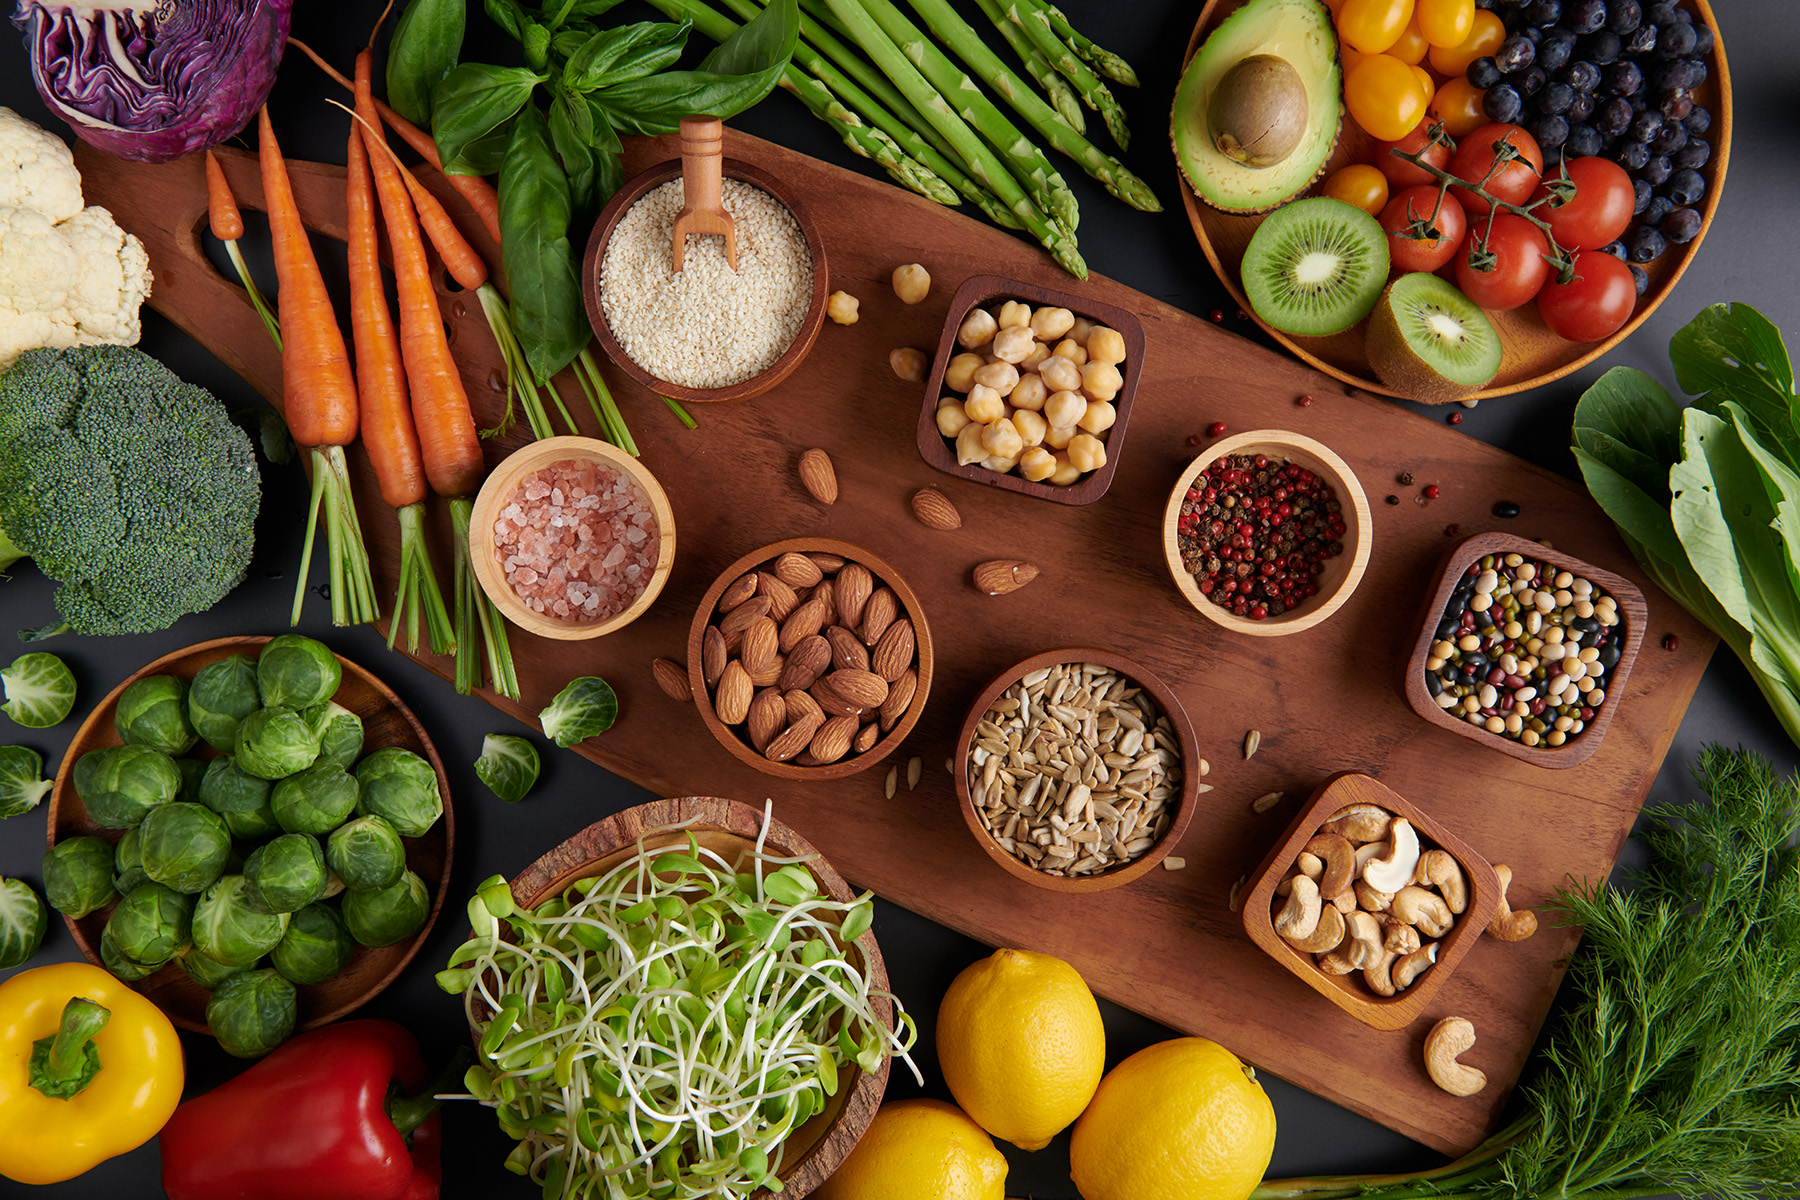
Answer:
[1251,790,1284,814]
[1244,729,1262,759]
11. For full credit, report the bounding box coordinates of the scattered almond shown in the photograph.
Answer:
[717,572,758,613]
[778,595,828,652]
[911,487,962,531]
[806,551,846,573]
[833,564,874,628]
[652,658,691,703]
[718,595,770,640]
[810,675,868,718]
[784,689,823,725]
[747,652,785,688]
[879,668,917,730]
[972,559,1039,596]
[798,448,838,504]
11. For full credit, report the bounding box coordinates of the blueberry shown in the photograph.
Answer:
[1673,137,1710,169]
[1641,154,1672,186]
[1649,121,1687,155]
[1629,109,1664,142]
[1616,139,1650,170]
[1530,113,1571,150]
[1600,239,1628,259]
[1538,29,1578,71]
[1468,56,1505,89]
[1579,30,1622,63]
[1624,23,1658,54]
[1596,96,1635,136]
[1642,194,1673,226]
[1523,22,1546,42]
[1606,0,1641,32]
[1539,82,1576,113]
[1625,225,1666,262]
[1565,122,1603,157]
[1603,61,1641,95]
[1661,207,1703,243]
[1692,23,1714,55]
[1684,105,1712,135]
[1644,2,1681,23]
[1661,90,1694,120]
[1496,35,1537,72]
[1524,0,1564,23]
[1567,0,1608,32]
[1568,92,1597,121]
[1631,177,1652,213]
[1564,60,1601,91]
[1661,22,1697,55]
[1475,0,1498,7]
[1665,168,1705,206]
[1484,82,1525,124]
[1630,263,1650,295]
[1515,65,1548,97]
[1652,59,1699,92]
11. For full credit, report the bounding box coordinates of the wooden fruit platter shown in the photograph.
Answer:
[77,128,1715,1156]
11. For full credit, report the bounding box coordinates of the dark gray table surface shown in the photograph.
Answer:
[2,2,1795,1196]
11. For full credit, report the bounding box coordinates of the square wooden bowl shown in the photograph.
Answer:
[914,274,1146,506]
[1401,532,1647,769]
[1241,772,1500,1031]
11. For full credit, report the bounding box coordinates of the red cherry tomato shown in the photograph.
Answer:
[1379,185,1468,272]
[1455,213,1551,311]
[1375,123,1453,189]
[1535,250,1637,341]
[1449,123,1543,217]
[1531,156,1635,251]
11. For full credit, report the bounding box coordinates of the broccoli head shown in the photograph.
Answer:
[0,345,260,639]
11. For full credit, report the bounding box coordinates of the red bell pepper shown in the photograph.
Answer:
[159,1019,447,1200]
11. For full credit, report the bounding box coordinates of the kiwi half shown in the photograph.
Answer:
[1366,273,1503,404]
[1240,197,1389,337]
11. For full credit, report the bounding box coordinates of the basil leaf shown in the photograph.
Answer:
[500,108,589,384]
[562,0,632,18]
[523,21,552,73]
[484,0,528,41]
[433,64,543,175]
[549,92,598,214]
[594,65,787,135]
[563,21,689,92]
[387,0,465,126]
[699,0,798,77]
[1671,302,1800,467]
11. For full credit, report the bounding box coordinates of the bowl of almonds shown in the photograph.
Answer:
[685,538,934,780]
[954,649,1199,893]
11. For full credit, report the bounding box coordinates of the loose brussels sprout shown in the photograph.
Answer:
[353,748,441,838]
[341,869,430,947]
[474,733,540,803]
[0,744,52,819]
[235,706,323,780]
[188,654,261,751]
[256,635,341,710]
[326,814,406,892]
[271,902,355,985]
[304,701,364,771]
[181,946,247,990]
[1,651,77,729]
[43,836,118,917]
[191,875,290,968]
[271,763,360,835]
[207,968,297,1058]
[79,744,182,829]
[114,826,148,893]
[0,877,47,969]
[139,801,233,894]
[198,756,281,840]
[100,925,161,981]
[243,834,327,914]
[115,674,199,755]
[107,881,194,965]
[538,676,618,747]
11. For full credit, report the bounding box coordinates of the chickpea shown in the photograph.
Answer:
[826,290,860,325]
[991,325,1036,363]
[973,361,1020,394]
[1044,388,1086,428]
[943,351,984,392]
[963,384,1006,424]
[958,308,998,349]
[1019,445,1057,481]
[997,300,1033,328]
[1038,355,1081,394]
[1069,316,1095,345]
[956,421,988,466]
[981,417,1025,459]
[1013,409,1048,445]
[1009,373,1048,412]
[1087,326,1127,365]
[1043,422,1077,449]
[891,262,931,304]
[1078,400,1117,434]
[982,452,1020,473]
[936,399,972,438]
[890,347,927,382]
[1068,433,1107,473]
[1080,361,1122,402]
[1052,338,1089,366]
[1019,343,1052,372]
[1030,305,1075,342]
[1049,452,1083,486]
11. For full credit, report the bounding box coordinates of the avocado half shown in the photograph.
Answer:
[1173,0,1344,215]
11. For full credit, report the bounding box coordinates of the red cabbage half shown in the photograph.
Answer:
[15,0,294,162]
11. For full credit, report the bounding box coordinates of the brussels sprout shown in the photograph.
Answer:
[43,836,117,917]
[0,877,47,969]
[243,834,327,914]
[114,826,148,894]
[235,706,323,780]
[198,756,281,840]
[257,635,341,710]
[1,651,77,729]
[107,881,194,965]
[353,748,442,838]
[207,968,297,1058]
[538,676,619,747]
[341,869,430,947]
[303,702,365,771]
[189,654,261,751]
[191,875,290,968]
[271,763,360,836]
[271,902,355,986]
[180,946,247,990]
[79,744,182,829]
[0,744,51,819]
[175,755,206,804]
[326,814,406,892]
[115,674,199,755]
[139,801,233,894]
[100,925,160,981]
[475,733,540,803]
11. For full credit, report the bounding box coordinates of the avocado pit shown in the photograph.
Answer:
[1209,54,1309,169]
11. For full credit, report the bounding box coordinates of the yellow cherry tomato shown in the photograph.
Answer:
[1323,163,1391,215]
[1428,9,1505,76]
[1345,53,1432,141]
[1388,15,1430,63]
[1337,0,1415,55]
[1429,76,1489,136]
[1340,43,1369,78]
[1411,63,1437,99]
[1416,0,1475,47]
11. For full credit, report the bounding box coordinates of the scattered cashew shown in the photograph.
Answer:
[1424,1017,1488,1097]
[1392,885,1455,937]
[1354,879,1394,913]
[1486,864,1539,941]
[1274,875,1323,942]
[1303,832,1357,901]
[1323,803,1391,844]
[1417,849,1469,914]
[1288,902,1347,954]
[1363,818,1422,893]
[1393,943,1437,989]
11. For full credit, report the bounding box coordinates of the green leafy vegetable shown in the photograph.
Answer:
[234,707,324,781]
[538,676,617,747]
[1,652,76,728]
[0,876,47,969]
[387,0,467,126]
[243,833,329,915]
[198,756,280,840]
[303,702,364,771]
[498,106,588,383]
[0,744,50,819]
[474,733,540,802]
[270,763,361,836]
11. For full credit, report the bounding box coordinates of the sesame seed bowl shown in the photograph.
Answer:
[581,158,829,405]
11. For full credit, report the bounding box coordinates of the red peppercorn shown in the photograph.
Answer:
[1297,394,1314,407]
[1207,421,1227,438]
[1235,309,1248,321]
[1663,633,1680,651]
[1423,484,1441,499]
[1186,433,1203,447]
[1209,309,1225,323]
[1447,412,1463,425]
[1444,523,1460,536]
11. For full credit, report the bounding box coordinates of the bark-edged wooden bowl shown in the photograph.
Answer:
[954,648,1201,893]
[45,635,453,1037]
[1241,772,1502,1032]
[468,435,676,640]
[502,796,892,1200]
[915,274,1147,506]
[581,158,828,404]
[1162,430,1374,636]
[1401,532,1647,769]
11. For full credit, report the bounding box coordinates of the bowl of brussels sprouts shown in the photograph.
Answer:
[43,635,453,1054]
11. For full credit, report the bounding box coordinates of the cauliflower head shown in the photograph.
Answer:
[0,106,83,221]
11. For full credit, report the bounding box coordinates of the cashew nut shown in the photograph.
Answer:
[1353,841,1385,874]
[1417,849,1468,914]
[1393,943,1437,990]
[1329,888,1357,915]
[1382,917,1421,957]
[1424,1017,1488,1097]
[1323,803,1392,844]
[1362,818,1422,893]
[1354,879,1394,913]
[1486,864,1539,942]
[1289,902,1347,954]
[1318,909,1383,975]
[1363,949,1401,997]
[1303,832,1357,901]
[1274,875,1323,942]
[1391,885,1455,937]
[1277,851,1325,896]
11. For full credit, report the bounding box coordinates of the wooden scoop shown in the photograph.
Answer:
[671,115,737,273]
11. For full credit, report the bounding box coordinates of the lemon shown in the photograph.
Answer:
[935,947,1105,1150]
[1069,1037,1277,1200]
[814,1098,1007,1200]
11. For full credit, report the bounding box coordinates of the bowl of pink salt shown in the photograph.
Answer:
[469,436,676,641]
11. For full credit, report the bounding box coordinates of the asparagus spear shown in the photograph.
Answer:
[966,0,1085,134]
[785,71,960,204]
[906,0,1159,211]
[1004,0,1130,149]
[1028,0,1140,88]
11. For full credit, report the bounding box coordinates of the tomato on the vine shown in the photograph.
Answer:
[1375,123,1453,188]
[1530,156,1634,251]
[1337,0,1415,55]
[1455,213,1551,310]
[1416,0,1474,48]
[1380,185,1468,272]
[1345,53,1432,141]
[1449,122,1543,216]
[1428,8,1504,75]
[1536,251,1637,341]
[1324,163,1392,215]
[1429,77,1488,138]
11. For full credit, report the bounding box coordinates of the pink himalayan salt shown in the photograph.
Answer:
[492,458,659,623]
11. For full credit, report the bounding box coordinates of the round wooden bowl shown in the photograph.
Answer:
[468,435,676,641]
[1177,0,1731,401]
[1162,430,1373,636]
[686,538,934,781]
[954,649,1201,893]
[581,158,829,405]
[45,635,453,1037]
[501,796,891,1199]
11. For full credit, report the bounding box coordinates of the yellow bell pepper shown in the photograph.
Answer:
[0,961,185,1184]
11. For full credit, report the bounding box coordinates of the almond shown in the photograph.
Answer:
[740,617,779,674]
[911,487,962,530]
[795,751,824,767]
[854,721,882,753]
[717,572,759,613]
[778,595,828,652]
[808,676,868,718]
[879,667,917,731]
[756,572,800,621]
[773,552,824,589]
[748,652,785,688]
[719,595,770,640]
[798,448,838,504]
[827,668,889,708]
[860,587,898,646]
[972,559,1040,596]
[808,579,838,628]
[826,625,872,672]
[871,618,915,682]
[746,689,787,751]
[714,661,753,725]
[652,658,691,702]
[765,712,825,762]
[702,626,728,687]
[778,635,831,691]
[809,715,858,764]
[806,551,846,573]
[784,688,824,724]
[833,563,874,628]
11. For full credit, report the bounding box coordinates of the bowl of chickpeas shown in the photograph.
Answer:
[914,276,1146,506]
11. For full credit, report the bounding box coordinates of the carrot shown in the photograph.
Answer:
[204,149,281,348]
[347,104,489,293]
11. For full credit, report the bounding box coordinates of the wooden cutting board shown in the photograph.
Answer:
[77,130,1715,1156]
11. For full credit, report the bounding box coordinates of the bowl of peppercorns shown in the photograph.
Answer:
[1161,430,1373,637]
